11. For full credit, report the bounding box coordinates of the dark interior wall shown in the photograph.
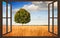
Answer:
[0,1,2,37]
[3,0,57,2]
[58,0,60,37]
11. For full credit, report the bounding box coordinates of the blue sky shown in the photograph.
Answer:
[3,1,58,25]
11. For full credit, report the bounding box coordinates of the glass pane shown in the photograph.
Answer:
[54,19,58,34]
[8,19,10,32]
[50,19,52,32]
[2,19,6,34]
[50,4,52,17]
[8,4,10,17]
[2,1,6,17]
[54,1,58,35]
[50,4,52,32]
[54,1,58,17]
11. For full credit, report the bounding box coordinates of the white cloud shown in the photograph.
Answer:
[22,4,39,11]
[32,1,48,8]
[22,1,57,11]
[22,1,48,11]
[22,4,47,11]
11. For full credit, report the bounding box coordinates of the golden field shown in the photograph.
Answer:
[3,25,58,36]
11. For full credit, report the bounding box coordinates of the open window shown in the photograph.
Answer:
[48,1,58,35]
[2,1,12,35]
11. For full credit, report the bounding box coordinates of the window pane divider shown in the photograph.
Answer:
[2,17,11,19]
[50,17,58,19]
[6,2,8,33]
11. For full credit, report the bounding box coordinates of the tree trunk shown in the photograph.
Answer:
[22,24,23,26]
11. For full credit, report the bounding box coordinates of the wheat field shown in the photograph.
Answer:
[3,25,58,36]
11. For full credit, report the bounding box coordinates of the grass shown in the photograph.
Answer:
[3,25,58,36]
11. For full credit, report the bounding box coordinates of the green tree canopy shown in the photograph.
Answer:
[14,8,30,24]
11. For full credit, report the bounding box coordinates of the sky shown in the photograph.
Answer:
[2,1,58,25]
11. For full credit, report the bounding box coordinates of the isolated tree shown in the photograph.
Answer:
[14,8,30,25]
